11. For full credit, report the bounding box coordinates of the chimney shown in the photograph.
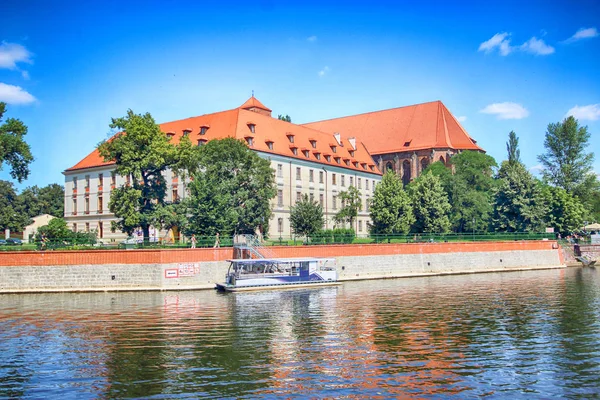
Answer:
[348,137,356,150]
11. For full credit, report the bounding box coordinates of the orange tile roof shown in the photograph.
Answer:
[239,96,272,112]
[302,100,482,155]
[65,100,381,175]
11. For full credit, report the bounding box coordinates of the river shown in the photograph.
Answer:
[1,267,599,398]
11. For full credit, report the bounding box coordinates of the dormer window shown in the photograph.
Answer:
[166,132,175,139]
[309,139,317,148]
[200,125,209,135]
[245,136,254,147]
[349,150,355,157]
[286,133,294,143]
[369,165,375,171]
[314,153,321,160]
[330,145,337,153]
[361,163,367,169]
[334,156,341,164]
[247,123,256,134]
[344,159,350,166]
[292,148,298,155]
[353,161,359,168]
[265,140,274,150]
[404,140,412,147]
[325,155,331,162]
[302,149,310,158]
[197,139,207,146]
[183,128,192,136]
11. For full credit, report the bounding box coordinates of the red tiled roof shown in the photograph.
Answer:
[239,96,272,112]
[65,99,381,175]
[302,100,482,155]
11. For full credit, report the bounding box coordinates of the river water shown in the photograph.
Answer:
[1,267,599,399]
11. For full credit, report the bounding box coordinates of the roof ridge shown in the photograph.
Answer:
[302,100,442,125]
[440,102,453,148]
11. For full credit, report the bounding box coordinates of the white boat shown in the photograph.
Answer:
[215,257,340,292]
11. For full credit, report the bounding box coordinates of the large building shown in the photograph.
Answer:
[63,97,382,242]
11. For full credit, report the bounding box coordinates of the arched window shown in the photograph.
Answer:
[421,158,429,172]
[438,155,445,165]
[402,160,411,185]
[386,162,394,172]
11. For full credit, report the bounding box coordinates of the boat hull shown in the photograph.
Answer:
[215,280,341,292]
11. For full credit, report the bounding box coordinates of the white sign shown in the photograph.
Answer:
[165,269,179,278]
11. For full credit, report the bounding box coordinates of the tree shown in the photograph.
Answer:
[538,116,596,198]
[289,194,324,239]
[0,102,34,182]
[36,217,96,245]
[277,114,291,123]
[98,110,197,241]
[17,184,64,218]
[492,161,546,232]
[507,130,521,164]
[408,172,451,233]
[334,186,361,228]
[0,180,29,232]
[185,138,276,236]
[541,185,586,235]
[369,171,414,234]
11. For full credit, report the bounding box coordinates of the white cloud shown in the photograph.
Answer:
[307,35,317,42]
[0,41,33,69]
[21,70,30,80]
[480,102,529,119]
[478,32,513,56]
[563,27,598,43]
[318,66,330,77]
[519,37,555,55]
[0,83,36,104]
[566,104,600,121]
[456,116,467,122]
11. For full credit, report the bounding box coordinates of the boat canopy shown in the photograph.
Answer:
[226,257,333,264]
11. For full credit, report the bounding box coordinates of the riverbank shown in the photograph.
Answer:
[0,240,564,293]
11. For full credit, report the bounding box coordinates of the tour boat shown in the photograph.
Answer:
[215,257,340,292]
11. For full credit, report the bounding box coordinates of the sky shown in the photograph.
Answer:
[0,0,599,190]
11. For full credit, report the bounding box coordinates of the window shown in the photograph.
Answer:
[200,126,208,135]
[248,124,255,134]
[296,191,302,203]
[72,223,77,232]
[183,129,191,136]
[350,177,354,186]
[111,172,116,188]
[359,220,363,232]
[366,180,369,190]
[309,170,314,182]
[167,132,175,139]
[349,150,355,157]
[277,164,283,178]
[373,180,376,192]
[332,173,336,185]
[73,177,78,190]
[310,140,317,148]
[98,196,103,214]
[85,222,90,232]
[287,134,294,143]
[267,141,274,150]
[319,171,324,183]
[197,139,207,146]
[358,178,362,189]
[319,193,324,206]
[303,149,310,158]
[99,222,103,238]
[277,190,283,207]
[325,155,331,162]
[73,198,77,215]
[98,173,103,188]
[172,188,178,201]
[85,197,90,214]
[310,193,314,202]
[332,195,337,210]
[85,175,90,189]
[331,145,337,153]
[334,157,341,164]
[292,148,298,156]
[278,218,283,233]
[296,167,301,180]
[366,198,370,212]
[246,137,254,146]
[341,175,345,187]
[315,153,321,160]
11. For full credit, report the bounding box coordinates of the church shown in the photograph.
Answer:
[63,97,482,242]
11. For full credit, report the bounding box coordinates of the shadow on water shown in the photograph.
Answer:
[0,268,599,398]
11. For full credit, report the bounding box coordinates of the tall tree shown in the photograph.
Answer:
[408,172,451,233]
[277,114,292,123]
[289,194,324,239]
[334,186,361,228]
[98,110,197,241]
[541,185,586,235]
[185,138,276,236]
[538,116,596,198]
[17,184,64,218]
[492,161,547,232]
[0,102,34,182]
[369,171,414,234]
[0,180,29,232]
[506,130,521,164]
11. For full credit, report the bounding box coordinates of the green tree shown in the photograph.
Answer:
[0,180,29,232]
[17,184,64,218]
[541,185,586,235]
[408,172,451,233]
[334,185,361,228]
[492,161,547,232]
[289,194,324,239]
[507,130,521,164]
[36,217,96,245]
[98,110,197,241]
[538,116,596,198]
[0,102,34,182]
[185,138,276,236]
[369,171,414,234]
[277,114,292,122]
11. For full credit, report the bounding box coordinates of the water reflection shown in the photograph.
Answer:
[0,268,599,398]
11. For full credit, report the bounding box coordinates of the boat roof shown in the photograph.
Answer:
[226,257,334,264]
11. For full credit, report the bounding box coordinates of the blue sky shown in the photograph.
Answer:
[1,0,599,190]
